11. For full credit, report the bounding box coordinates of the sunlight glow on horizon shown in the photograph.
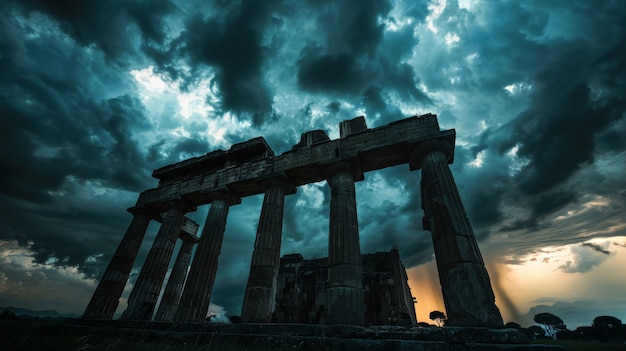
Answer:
[407,236,626,326]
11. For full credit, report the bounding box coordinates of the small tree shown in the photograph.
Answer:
[429,310,447,327]
[534,313,565,340]
[505,321,521,329]
[592,315,622,329]
[592,316,624,342]
[0,310,17,320]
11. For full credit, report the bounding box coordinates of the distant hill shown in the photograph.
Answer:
[0,306,78,319]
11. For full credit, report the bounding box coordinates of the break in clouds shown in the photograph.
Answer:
[1,0,625,318]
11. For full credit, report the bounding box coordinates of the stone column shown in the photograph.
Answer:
[417,140,503,327]
[326,162,365,325]
[174,195,239,322]
[82,207,154,320]
[153,234,198,321]
[122,204,190,320]
[241,179,293,322]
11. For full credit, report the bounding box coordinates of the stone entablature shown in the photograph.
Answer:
[135,114,454,213]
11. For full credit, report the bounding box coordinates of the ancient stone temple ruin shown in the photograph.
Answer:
[274,249,417,326]
[82,114,504,327]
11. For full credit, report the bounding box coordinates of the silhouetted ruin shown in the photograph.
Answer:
[83,114,504,327]
[274,249,417,326]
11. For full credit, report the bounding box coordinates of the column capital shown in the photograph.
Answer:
[127,206,158,219]
[409,139,454,171]
[211,191,242,206]
[171,198,197,213]
[259,176,296,195]
[325,161,364,182]
[179,217,200,243]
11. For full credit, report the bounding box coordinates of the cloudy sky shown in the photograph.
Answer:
[1,0,625,328]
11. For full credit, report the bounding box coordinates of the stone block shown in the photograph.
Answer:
[340,116,368,138]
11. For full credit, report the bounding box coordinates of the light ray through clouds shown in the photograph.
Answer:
[1,0,625,327]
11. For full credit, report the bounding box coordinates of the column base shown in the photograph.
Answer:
[242,287,274,323]
[440,262,503,328]
[327,286,365,325]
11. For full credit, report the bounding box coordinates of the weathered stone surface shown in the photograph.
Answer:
[419,146,503,328]
[274,249,416,326]
[122,205,189,320]
[82,208,153,319]
[136,114,453,212]
[152,137,274,187]
[340,115,368,138]
[175,197,237,321]
[242,179,293,322]
[154,232,198,321]
[327,164,365,325]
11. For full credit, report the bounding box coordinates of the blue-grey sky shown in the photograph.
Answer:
[1,0,625,328]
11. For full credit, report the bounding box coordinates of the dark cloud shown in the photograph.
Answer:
[153,0,280,125]
[298,51,368,94]
[581,243,611,256]
[295,0,430,112]
[16,0,176,61]
[0,1,159,277]
[559,243,612,274]
[444,0,626,233]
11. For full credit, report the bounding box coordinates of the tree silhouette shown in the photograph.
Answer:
[505,321,521,329]
[429,310,447,327]
[0,310,17,320]
[592,315,624,342]
[534,313,565,340]
[592,315,622,329]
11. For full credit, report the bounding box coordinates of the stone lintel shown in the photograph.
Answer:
[136,114,452,212]
[152,137,274,185]
[152,149,228,182]
[179,217,200,243]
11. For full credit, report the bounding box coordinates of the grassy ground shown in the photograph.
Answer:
[533,338,626,351]
[0,319,332,351]
[0,320,215,351]
[3,319,626,351]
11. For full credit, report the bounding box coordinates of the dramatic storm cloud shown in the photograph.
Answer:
[1,0,625,327]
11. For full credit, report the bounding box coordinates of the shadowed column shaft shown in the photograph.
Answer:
[122,206,186,320]
[82,211,151,319]
[175,200,230,321]
[241,185,286,322]
[153,237,196,321]
[421,150,503,327]
[327,170,365,325]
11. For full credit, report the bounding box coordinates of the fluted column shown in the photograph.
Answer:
[417,140,503,327]
[326,162,365,325]
[122,204,190,320]
[82,207,154,319]
[174,195,239,321]
[241,179,293,322]
[153,234,198,321]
